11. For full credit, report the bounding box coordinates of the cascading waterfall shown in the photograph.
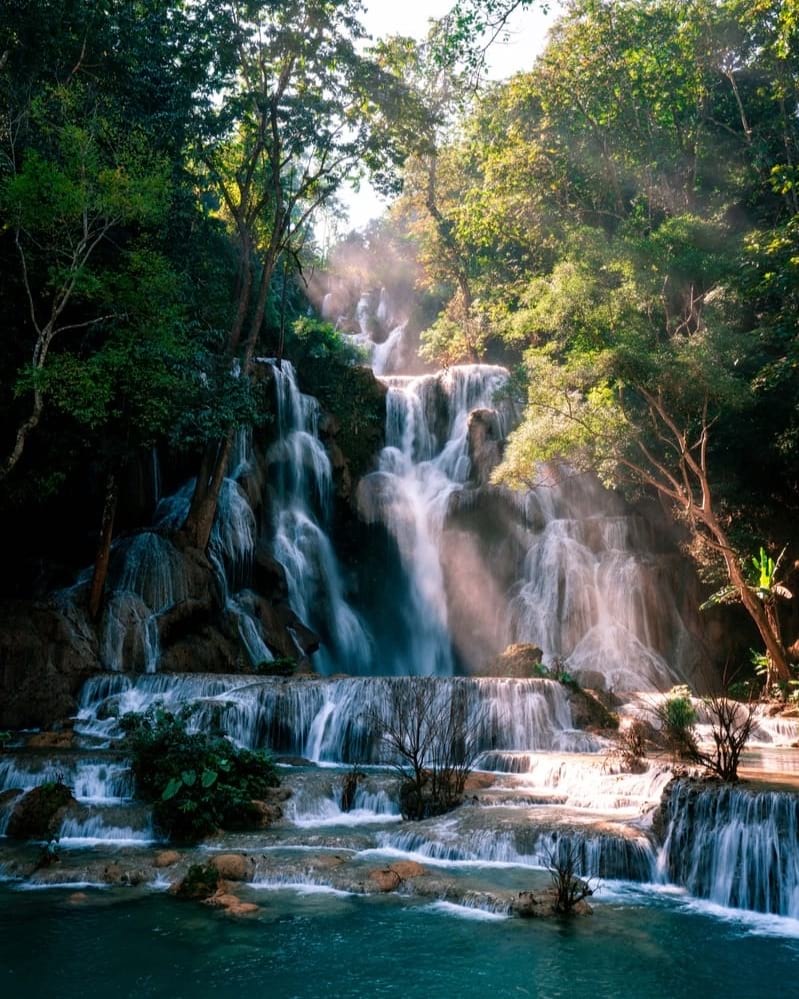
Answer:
[74,674,594,762]
[507,481,694,692]
[658,781,799,918]
[358,365,512,676]
[268,361,373,674]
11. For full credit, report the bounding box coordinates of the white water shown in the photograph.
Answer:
[658,781,799,918]
[75,674,591,762]
[358,365,512,676]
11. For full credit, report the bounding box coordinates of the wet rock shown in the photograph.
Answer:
[204,888,260,917]
[0,788,22,808]
[0,600,100,729]
[467,409,504,486]
[463,772,496,793]
[307,854,349,871]
[7,782,76,840]
[209,854,256,882]
[154,850,181,868]
[68,892,89,904]
[25,729,74,750]
[367,861,429,892]
[367,868,402,892]
[171,862,220,900]
[276,756,315,768]
[386,861,428,880]
[253,548,290,601]
[568,687,619,731]
[481,644,544,678]
[249,800,284,829]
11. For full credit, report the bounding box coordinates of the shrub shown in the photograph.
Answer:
[372,679,484,821]
[655,685,699,759]
[690,695,755,783]
[612,719,648,772]
[121,707,279,843]
[543,840,595,915]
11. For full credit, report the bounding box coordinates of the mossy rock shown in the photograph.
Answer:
[7,782,75,840]
[173,863,221,900]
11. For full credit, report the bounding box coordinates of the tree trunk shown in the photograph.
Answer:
[181,430,235,552]
[88,470,119,620]
[723,548,791,682]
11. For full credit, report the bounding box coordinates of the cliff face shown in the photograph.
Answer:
[0,360,389,729]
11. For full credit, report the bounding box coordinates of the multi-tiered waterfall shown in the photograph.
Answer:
[4,283,798,937]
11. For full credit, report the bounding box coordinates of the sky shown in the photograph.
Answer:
[331,1,559,234]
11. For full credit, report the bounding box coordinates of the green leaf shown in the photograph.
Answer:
[201,769,218,789]
[181,770,197,787]
[162,777,183,801]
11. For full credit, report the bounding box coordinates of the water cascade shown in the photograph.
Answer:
[75,674,597,762]
[658,781,799,918]
[357,365,512,675]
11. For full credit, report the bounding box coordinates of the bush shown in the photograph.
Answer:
[288,317,386,480]
[121,707,279,843]
[372,679,484,821]
[655,685,699,759]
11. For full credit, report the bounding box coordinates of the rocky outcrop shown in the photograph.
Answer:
[481,643,544,678]
[467,409,503,486]
[7,782,76,840]
[0,600,101,729]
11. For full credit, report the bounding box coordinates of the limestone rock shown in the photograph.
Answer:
[482,644,544,679]
[467,409,503,486]
[7,783,76,840]
[26,729,74,750]
[368,868,402,892]
[209,854,256,882]
[154,850,181,868]
[0,601,100,729]
[386,861,428,880]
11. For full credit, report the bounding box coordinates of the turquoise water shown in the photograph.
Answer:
[2,884,798,999]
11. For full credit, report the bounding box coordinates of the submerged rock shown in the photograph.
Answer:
[209,854,256,882]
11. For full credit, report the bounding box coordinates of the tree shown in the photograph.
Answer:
[180,0,414,550]
[0,85,171,481]
[373,679,484,820]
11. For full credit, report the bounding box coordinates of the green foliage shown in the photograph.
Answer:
[288,318,386,481]
[120,706,279,843]
[174,862,221,900]
[254,657,299,677]
[657,686,699,759]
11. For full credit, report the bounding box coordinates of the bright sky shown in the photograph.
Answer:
[332,0,559,234]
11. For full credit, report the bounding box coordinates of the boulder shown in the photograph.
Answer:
[209,854,256,882]
[154,850,181,868]
[0,601,101,729]
[467,409,503,486]
[248,799,284,828]
[367,861,429,892]
[368,868,402,893]
[7,782,76,840]
[171,862,220,900]
[386,861,428,880]
[482,644,544,679]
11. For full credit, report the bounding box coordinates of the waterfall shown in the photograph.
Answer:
[268,361,373,674]
[658,781,799,917]
[508,482,694,692]
[75,674,593,762]
[358,365,511,676]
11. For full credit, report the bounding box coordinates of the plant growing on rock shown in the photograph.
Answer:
[689,696,756,783]
[610,719,649,773]
[542,840,595,916]
[372,679,484,821]
[121,706,279,843]
[653,686,699,761]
